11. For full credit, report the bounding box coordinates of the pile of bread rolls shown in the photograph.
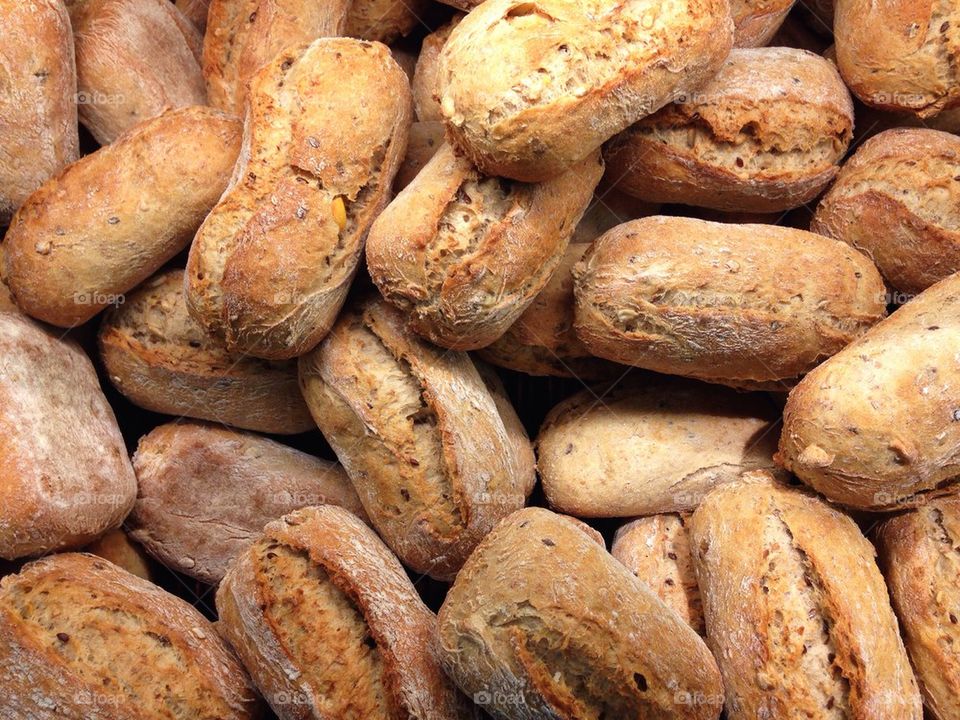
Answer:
[1,0,959,718]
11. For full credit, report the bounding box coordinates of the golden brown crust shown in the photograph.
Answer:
[411,14,462,122]
[394,120,445,191]
[81,529,154,582]
[731,0,795,46]
[176,0,211,30]
[345,0,431,43]
[690,474,922,720]
[5,106,241,328]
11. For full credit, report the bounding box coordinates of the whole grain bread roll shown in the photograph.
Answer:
[298,298,535,580]
[346,0,431,43]
[0,553,264,720]
[217,505,473,719]
[876,494,960,720]
[69,0,206,144]
[537,377,780,516]
[5,106,241,328]
[812,128,960,294]
[604,48,853,213]
[394,120,445,191]
[188,38,411,359]
[438,507,724,720]
[177,0,211,30]
[690,473,922,719]
[777,271,960,509]
[129,421,364,584]
[99,270,314,435]
[834,0,960,117]
[411,14,462,122]
[81,528,153,582]
[435,0,734,182]
[0,0,79,224]
[367,144,602,350]
[203,0,350,114]
[0,314,136,560]
[731,0,794,46]
[574,217,888,389]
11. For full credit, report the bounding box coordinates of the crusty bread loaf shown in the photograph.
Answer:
[366,144,602,350]
[177,0,211,30]
[217,506,472,719]
[0,314,136,560]
[604,48,853,213]
[298,298,535,580]
[69,0,206,144]
[0,553,264,720]
[81,528,153,581]
[5,106,241,327]
[99,270,314,435]
[346,0,431,43]
[690,473,922,719]
[436,0,734,182]
[876,494,960,720]
[203,0,350,114]
[394,120,445,191]
[612,514,704,634]
[188,38,411,359]
[731,0,794,46]
[834,0,960,116]
[438,507,724,720]
[777,271,960,509]
[129,421,364,584]
[537,377,780,516]
[812,128,960,294]
[574,217,887,389]
[0,0,79,224]
[412,14,462,122]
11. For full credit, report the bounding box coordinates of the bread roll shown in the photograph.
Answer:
[574,217,887,389]
[346,0,431,43]
[435,0,734,181]
[99,270,314,435]
[217,505,472,719]
[298,298,535,580]
[438,507,724,720]
[81,529,153,581]
[690,473,922,719]
[394,120,445,191]
[412,14,462,122]
[0,0,79,224]
[0,553,264,719]
[129,421,363,584]
[5,106,241,327]
[188,38,411,359]
[731,0,794,46]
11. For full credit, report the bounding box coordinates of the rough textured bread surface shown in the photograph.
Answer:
[217,506,472,719]
[690,473,922,719]
[834,0,960,116]
[0,0,79,224]
[188,38,411,359]
[612,514,704,634]
[0,553,264,720]
[812,128,960,294]
[367,144,602,350]
[604,48,853,213]
[537,376,780,516]
[299,298,534,580]
[0,314,136,560]
[177,0,211,30]
[438,507,724,720]
[69,0,206,144]
[203,0,350,114]
[574,217,888,389]
[346,0,431,43]
[436,0,734,182]
[99,270,314,435]
[412,14,462,122]
[130,421,363,584]
[5,106,241,327]
[877,494,960,720]
[731,0,794,46]
[778,272,960,509]
[394,120,445,191]
[82,529,153,582]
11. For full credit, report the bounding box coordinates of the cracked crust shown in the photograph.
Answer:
[345,0,431,43]
[731,0,795,46]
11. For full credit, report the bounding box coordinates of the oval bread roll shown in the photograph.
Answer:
[216,506,472,720]
[298,298,535,580]
[574,217,888,389]
[436,0,734,182]
[777,272,960,509]
[99,270,314,435]
[0,553,264,720]
[411,14,462,122]
[0,0,79,224]
[129,421,364,584]
[0,314,137,560]
[604,48,853,213]
[81,528,153,581]
[731,0,794,46]
[188,38,412,359]
[346,0,431,43]
[438,507,724,720]
[537,377,780,516]
[690,473,922,719]
[812,128,960,294]
[4,106,241,327]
